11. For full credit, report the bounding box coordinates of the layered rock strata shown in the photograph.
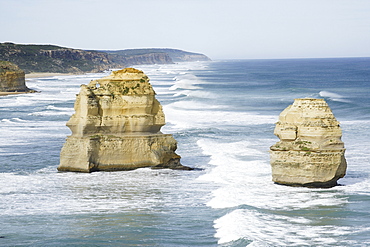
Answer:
[0,61,32,92]
[58,68,190,172]
[270,98,347,187]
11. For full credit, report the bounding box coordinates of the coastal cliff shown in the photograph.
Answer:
[0,43,116,73]
[107,52,173,66]
[58,68,191,172]
[270,98,347,187]
[104,48,211,62]
[0,60,32,93]
[0,43,210,74]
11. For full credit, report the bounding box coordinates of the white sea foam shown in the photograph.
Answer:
[0,167,206,216]
[29,111,72,116]
[169,74,203,90]
[134,62,212,99]
[11,117,29,122]
[340,119,370,126]
[319,90,351,103]
[172,90,217,99]
[163,103,277,130]
[136,61,209,73]
[1,118,14,124]
[0,116,69,149]
[169,79,202,90]
[151,87,176,96]
[45,105,72,111]
[0,118,32,125]
[214,209,358,246]
[0,95,38,107]
[0,152,26,156]
[343,177,370,195]
[169,101,225,110]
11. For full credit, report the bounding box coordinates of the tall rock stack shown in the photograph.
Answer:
[270,98,347,187]
[58,68,190,172]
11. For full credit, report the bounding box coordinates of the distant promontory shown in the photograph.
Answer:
[0,43,211,74]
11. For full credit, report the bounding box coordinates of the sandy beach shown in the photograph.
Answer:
[0,89,38,96]
[25,72,76,78]
[0,91,37,96]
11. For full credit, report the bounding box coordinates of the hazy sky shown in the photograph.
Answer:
[1,0,370,59]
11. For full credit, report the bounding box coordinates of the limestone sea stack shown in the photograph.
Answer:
[0,61,33,93]
[270,98,347,187]
[58,68,191,172]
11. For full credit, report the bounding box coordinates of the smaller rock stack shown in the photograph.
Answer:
[0,61,31,92]
[58,68,191,172]
[270,98,347,187]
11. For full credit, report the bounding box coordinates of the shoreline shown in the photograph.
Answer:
[25,72,77,79]
[0,90,37,96]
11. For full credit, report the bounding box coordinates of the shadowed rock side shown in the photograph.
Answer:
[270,98,347,187]
[0,61,34,93]
[58,68,192,172]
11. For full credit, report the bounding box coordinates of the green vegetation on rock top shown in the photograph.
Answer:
[0,60,22,73]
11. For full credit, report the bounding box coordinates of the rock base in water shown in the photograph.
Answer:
[59,134,191,172]
[270,150,347,188]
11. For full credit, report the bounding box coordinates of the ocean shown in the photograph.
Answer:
[1,58,370,246]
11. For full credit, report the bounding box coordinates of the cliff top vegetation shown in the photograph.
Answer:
[0,60,22,73]
[0,43,210,73]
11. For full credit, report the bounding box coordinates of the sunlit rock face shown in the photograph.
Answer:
[0,61,30,92]
[270,98,347,187]
[58,68,190,172]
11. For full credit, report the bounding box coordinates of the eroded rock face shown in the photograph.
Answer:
[270,98,347,187]
[58,68,190,172]
[0,61,31,92]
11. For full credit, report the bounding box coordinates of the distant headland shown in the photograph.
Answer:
[0,42,210,74]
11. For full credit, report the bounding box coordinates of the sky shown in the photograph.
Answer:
[1,0,370,59]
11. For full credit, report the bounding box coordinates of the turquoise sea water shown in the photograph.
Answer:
[1,58,370,246]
